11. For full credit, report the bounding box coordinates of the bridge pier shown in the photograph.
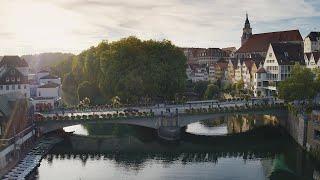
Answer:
[156,113,181,141]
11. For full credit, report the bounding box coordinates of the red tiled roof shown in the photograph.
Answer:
[236,30,303,53]
[0,56,28,67]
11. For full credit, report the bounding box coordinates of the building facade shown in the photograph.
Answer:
[304,32,320,53]
[0,56,30,99]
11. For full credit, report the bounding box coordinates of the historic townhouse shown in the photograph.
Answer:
[304,32,320,53]
[0,56,30,98]
[305,52,320,69]
[253,67,268,97]
[227,59,237,83]
[213,59,228,82]
[257,42,304,96]
[182,47,229,65]
[241,59,260,90]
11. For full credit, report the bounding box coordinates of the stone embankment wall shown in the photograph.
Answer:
[280,113,308,148]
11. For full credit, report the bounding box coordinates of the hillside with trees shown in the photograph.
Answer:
[22,52,74,72]
[52,37,187,105]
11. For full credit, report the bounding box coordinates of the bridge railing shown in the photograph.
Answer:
[184,102,286,115]
[35,111,156,122]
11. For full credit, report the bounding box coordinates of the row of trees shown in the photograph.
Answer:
[52,37,187,105]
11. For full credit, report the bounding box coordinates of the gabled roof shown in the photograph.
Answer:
[0,56,28,68]
[256,67,267,73]
[40,74,59,79]
[237,30,303,53]
[305,52,320,63]
[271,43,304,65]
[38,82,60,88]
[306,32,320,41]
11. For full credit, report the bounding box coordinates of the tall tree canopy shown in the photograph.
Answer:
[278,64,320,102]
[53,37,187,105]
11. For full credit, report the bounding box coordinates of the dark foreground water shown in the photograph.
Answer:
[31,114,320,180]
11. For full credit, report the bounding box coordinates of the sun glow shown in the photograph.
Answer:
[1,1,96,54]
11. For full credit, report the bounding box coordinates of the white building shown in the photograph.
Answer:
[30,71,62,112]
[255,42,304,97]
[0,56,30,99]
[305,52,320,69]
[39,74,61,85]
[304,32,320,53]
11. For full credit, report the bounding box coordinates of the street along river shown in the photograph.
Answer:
[30,114,320,180]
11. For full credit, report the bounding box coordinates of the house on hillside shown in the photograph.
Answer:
[0,56,30,98]
[304,32,320,53]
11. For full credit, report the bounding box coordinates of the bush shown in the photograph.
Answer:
[107,114,112,119]
[82,115,88,120]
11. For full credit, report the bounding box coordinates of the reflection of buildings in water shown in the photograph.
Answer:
[226,115,279,134]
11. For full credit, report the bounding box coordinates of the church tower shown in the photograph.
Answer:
[241,13,252,46]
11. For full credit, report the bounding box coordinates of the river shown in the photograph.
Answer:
[30,114,320,180]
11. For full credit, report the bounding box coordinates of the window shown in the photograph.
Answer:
[6,77,9,82]
[258,82,262,87]
[269,53,272,57]
[12,85,15,90]
[6,85,9,90]
[11,77,15,82]
[18,85,21,89]
[17,77,20,82]
[257,73,261,79]
[0,86,2,90]
[284,52,289,57]
[24,85,26,89]
[10,69,15,75]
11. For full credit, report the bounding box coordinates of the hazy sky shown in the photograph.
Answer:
[0,0,319,55]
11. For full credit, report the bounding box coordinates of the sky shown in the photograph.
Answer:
[0,0,319,55]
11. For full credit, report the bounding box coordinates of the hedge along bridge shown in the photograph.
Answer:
[36,103,287,139]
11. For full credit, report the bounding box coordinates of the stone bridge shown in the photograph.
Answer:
[36,109,287,134]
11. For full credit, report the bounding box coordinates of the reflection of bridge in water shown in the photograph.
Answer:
[42,125,317,180]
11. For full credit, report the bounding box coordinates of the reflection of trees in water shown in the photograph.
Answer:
[199,114,279,134]
[41,125,319,180]
[82,123,157,142]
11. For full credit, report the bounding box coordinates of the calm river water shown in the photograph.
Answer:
[31,114,320,180]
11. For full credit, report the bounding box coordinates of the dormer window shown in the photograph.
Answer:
[17,77,20,82]
[284,52,288,57]
[11,77,15,82]
[6,77,9,82]
[10,69,15,75]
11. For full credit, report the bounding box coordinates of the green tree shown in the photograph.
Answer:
[77,81,99,103]
[278,64,318,102]
[204,84,220,100]
[193,81,209,99]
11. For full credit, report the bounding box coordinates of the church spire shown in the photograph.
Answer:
[241,12,253,46]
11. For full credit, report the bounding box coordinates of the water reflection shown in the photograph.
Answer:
[32,114,319,180]
[186,114,278,135]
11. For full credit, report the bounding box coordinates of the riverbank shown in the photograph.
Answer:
[0,132,65,179]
